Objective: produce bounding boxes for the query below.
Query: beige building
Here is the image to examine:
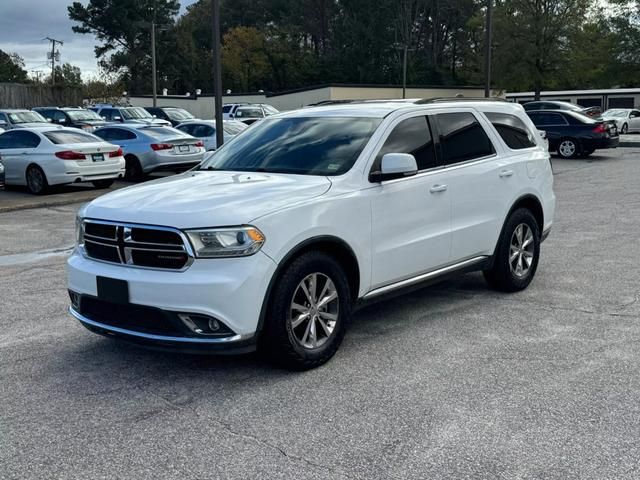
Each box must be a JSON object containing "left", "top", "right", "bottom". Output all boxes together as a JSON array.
[{"left": 128, "top": 84, "right": 504, "bottom": 119}]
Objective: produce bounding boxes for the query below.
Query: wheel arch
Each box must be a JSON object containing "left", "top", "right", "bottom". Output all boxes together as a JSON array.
[
  {"left": 505, "top": 194, "right": 544, "bottom": 234},
  {"left": 255, "top": 235, "right": 361, "bottom": 337}
]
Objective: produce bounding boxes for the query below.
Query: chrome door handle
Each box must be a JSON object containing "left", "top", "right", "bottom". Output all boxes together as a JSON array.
[
  {"left": 429, "top": 184, "right": 448, "bottom": 193},
  {"left": 498, "top": 169, "right": 514, "bottom": 178}
]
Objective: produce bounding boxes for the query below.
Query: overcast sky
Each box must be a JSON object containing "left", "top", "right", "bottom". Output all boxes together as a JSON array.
[{"left": 0, "top": 0, "right": 197, "bottom": 80}]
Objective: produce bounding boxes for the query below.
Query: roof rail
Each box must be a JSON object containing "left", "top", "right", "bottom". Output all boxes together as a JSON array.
[{"left": 415, "top": 97, "right": 509, "bottom": 104}]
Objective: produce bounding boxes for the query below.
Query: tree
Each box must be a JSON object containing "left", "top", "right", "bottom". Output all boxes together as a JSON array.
[
  {"left": 0, "top": 50, "right": 28, "bottom": 83},
  {"left": 222, "top": 27, "right": 270, "bottom": 91},
  {"left": 68, "top": 0, "right": 179, "bottom": 93},
  {"left": 47, "top": 63, "right": 83, "bottom": 87},
  {"left": 492, "top": 0, "right": 591, "bottom": 98}
]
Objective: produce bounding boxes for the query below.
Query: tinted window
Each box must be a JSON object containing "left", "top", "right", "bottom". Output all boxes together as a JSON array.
[
  {"left": 435, "top": 113, "right": 495, "bottom": 165},
  {"left": 138, "top": 126, "right": 189, "bottom": 139},
  {"left": 528, "top": 113, "right": 567, "bottom": 126},
  {"left": 95, "top": 128, "right": 137, "bottom": 141},
  {"left": 176, "top": 124, "right": 195, "bottom": 135},
  {"left": 485, "top": 112, "right": 536, "bottom": 149},
  {"left": 44, "top": 131, "right": 101, "bottom": 144},
  {"left": 373, "top": 116, "right": 436, "bottom": 172},
  {"left": 200, "top": 117, "right": 381, "bottom": 176},
  {"left": 235, "top": 107, "right": 264, "bottom": 118},
  {"left": 222, "top": 106, "right": 232, "bottom": 113},
  {"left": 0, "top": 130, "right": 41, "bottom": 149},
  {"left": 99, "top": 109, "right": 116, "bottom": 121},
  {"left": 192, "top": 125, "right": 215, "bottom": 137}
]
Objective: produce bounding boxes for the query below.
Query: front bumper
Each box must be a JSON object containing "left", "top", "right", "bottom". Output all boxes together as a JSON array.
[{"left": 67, "top": 249, "right": 277, "bottom": 349}]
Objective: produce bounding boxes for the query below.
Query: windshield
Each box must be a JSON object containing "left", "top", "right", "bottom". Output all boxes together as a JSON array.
[
  {"left": 8, "top": 111, "right": 47, "bottom": 124},
  {"left": 66, "top": 110, "right": 103, "bottom": 121},
  {"left": 199, "top": 117, "right": 381, "bottom": 176},
  {"left": 165, "top": 108, "right": 195, "bottom": 121},
  {"left": 603, "top": 109, "right": 628, "bottom": 118},
  {"left": 44, "top": 131, "right": 102, "bottom": 144},
  {"left": 222, "top": 122, "right": 247, "bottom": 135},
  {"left": 139, "top": 126, "right": 191, "bottom": 139},
  {"left": 121, "top": 107, "right": 153, "bottom": 120}
]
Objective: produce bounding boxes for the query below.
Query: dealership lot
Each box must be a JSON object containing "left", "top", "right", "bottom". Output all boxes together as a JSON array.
[{"left": 1, "top": 149, "right": 640, "bottom": 479}]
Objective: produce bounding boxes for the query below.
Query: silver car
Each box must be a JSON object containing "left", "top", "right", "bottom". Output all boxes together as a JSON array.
[
  {"left": 0, "top": 109, "right": 49, "bottom": 130},
  {"left": 601, "top": 108, "right": 640, "bottom": 134},
  {"left": 175, "top": 120, "right": 248, "bottom": 151},
  {"left": 93, "top": 124, "right": 205, "bottom": 181}
]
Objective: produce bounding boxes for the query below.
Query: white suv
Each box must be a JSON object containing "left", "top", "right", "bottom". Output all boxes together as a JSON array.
[{"left": 67, "top": 99, "right": 555, "bottom": 369}]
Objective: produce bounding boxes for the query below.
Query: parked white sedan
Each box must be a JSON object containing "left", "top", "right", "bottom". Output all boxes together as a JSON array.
[
  {"left": 602, "top": 108, "right": 640, "bottom": 134},
  {"left": 0, "top": 126, "right": 125, "bottom": 194},
  {"left": 175, "top": 120, "right": 248, "bottom": 151}
]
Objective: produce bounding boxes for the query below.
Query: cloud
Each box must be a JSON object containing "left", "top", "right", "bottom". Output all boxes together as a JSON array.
[{"left": 0, "top": 0, "right": 199, "bottom": 81}]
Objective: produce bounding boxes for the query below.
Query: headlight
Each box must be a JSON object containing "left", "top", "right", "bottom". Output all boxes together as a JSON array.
[{"left": 185, "top": 226, "right": 265, "bottom": 258}]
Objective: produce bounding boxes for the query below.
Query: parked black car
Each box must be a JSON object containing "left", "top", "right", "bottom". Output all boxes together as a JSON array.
[
  {"left": 526, "top": 110, "right": 619, "bottom": 158},
  {"left": 33, "top": 107, "right": 110, "bottom": 132},
  {"left": 144, "top": 107, "right": 196, "bottom": 126}
]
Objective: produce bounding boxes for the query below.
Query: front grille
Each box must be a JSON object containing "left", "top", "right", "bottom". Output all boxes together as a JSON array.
[
  {"left": 82, "top": 220, "right": 192, "bottom": 270},
  {"left": 80, "top": 296, "right": 185, "bottom": 336}
]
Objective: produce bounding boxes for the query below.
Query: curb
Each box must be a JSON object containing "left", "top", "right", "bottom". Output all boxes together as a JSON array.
[{"left": 0, "top": 196, "right": 88, "bottom": 214}]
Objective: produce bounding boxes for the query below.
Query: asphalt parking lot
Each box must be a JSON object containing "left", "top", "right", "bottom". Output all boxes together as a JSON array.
[{"left": 2, "top": 148, "right": 640, "bottom": 479}]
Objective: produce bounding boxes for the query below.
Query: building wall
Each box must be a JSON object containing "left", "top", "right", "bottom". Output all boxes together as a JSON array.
[{"left": 128, "top": 85, "right": 501, "bottom": 119}]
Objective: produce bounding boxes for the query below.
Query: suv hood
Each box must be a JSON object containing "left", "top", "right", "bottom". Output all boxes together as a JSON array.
[{"left": 84, "top": 171, "right": 332, "bottom": 228}]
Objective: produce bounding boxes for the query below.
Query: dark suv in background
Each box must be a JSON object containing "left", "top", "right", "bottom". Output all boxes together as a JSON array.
[
  {"left": 33, "top": 107, "right": 110, "bottom": 132},
  {"left": 144, "top": 107, "right": 197, "bottom": 126}
]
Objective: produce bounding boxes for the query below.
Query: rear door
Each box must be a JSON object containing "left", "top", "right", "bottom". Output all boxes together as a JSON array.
[
  {"left": 431, "top": 110, "right": 513, "bottom": 261},
  {"left": 0, "top": 130, "right": 42, "bottom": 185},
  {"left": 368, "top": 114, "right": 451, "bottom": 289},
  {"left": 527, "top": 112, "right": 569, "bottom": 150}
]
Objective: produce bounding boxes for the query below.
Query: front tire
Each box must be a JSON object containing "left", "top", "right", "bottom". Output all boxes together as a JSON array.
[
  {"left": 557, "top": 138, "right": 578, "bottom": 159},
  {"left": 262, "top": 251, "right": 352, "bottom": 370},
  {"left": 621, "top": 123, "right": 628, "bottom": 134},
  {"left": 26, "top": 165, "right": 49, "bottom": 195},
  {"left": 124, "top": 155, "right": 143, "bottom": 182},
  {"left": 484, "top": 208, "right": 541, "bottom": 292},
  {"left": 92, "top": 179, "right": 114, "bottom": 189}
]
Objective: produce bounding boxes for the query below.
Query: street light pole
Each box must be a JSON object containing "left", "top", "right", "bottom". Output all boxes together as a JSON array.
[
  {"left": 402, "top": 44, "right": 408, "bottom": 99},
  {"left": 212, "top": 0, "right": 224, "bottom": 148},
  {"left": 484, "top": 0, "right": 493, "bottom": 98},
  {"left": 151, "top": 21, "right": 157, "bottom": 107}
]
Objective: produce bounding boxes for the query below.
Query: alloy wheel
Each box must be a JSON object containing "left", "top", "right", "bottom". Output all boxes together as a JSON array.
[
  {"left": 559, "top": 140, "right": 576, "bottom": 158},
  {"left": 509, "top": 223, "right": 535, "bottom": 278},
  {"left": 27, "top": 167, "right": 44, "bottom": 193},
  {"left": 289, "top": 273, "right": 339, "bottom": 349}
]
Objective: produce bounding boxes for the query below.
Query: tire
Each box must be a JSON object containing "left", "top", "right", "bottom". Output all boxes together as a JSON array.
[
  {"left": 621, "top": 123, "right": 628, "bottom": 134},
  {"left": 484, "top": 208, "right": 541, "bottom": 293},
  {"left": 262, "top": 251, "right": 352, "bottom": 370},
  {"left": 92, "top": 179, "right": 115, "bottom": 189},
  {"left": 124, "top": 155, "right": 143, "bottom": 182},
  {"left": 557, "top": 138, "right": 578, "bottom": 159},
  {"left": 581, "top": 148, "right": 595, "bottom": 158},
  {"left": 25, "top": 165, "right": 49, "bottom": 195}
]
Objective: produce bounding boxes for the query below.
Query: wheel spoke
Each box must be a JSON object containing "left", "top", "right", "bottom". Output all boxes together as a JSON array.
[
  {"left": 319, "top": 311, "right": 337, "bottom": 322},
  {"left": 291, "top": 302, "right": 307, "bottom": 313},
  {"left": 317, "top": 290, "right": 337, "bottom": 309},
  {"left": 308, "top": 274, "right": 318, "bottom": 303},
  {"left": 317, "top": 317, "right": 333, "bottom": 336},
  {"left": 300, "top": 281, "right": 315, "bottom": 306},
  {"left": 510, "top": 246, "right": 520, "bottom": 263},
  {"left": 516, "top": 225, "right": 523, "bottom": 246},
  {"left": 291, "top": 312, "right": 310, "bottom": 329},
  {"left": 308, "top": 317, "right": 317, "bottom": 347},
  {"left": 301, "top": 317, "right": 313, "bottom": 345}
]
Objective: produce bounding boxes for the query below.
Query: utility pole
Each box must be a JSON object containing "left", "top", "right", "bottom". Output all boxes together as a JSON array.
[
  {"left": 45, "top": 37, "right": 63, "bottom": 86},
  {"left": 393, "top": 43, "right": 414, "bottom": 99},
  {"left": 212, "top": 0, "right": 224, "bottom": 148},
  {"left": 151, "top": 20, "right": 157, "bottom": 107},
  {"left": 484, "top": 0, "right": 493, "bottom": 98}
]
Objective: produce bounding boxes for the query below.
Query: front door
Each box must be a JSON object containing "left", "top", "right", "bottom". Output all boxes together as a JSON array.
[{"left": 368, "top": 114, "right": 451, "bottom": 289}]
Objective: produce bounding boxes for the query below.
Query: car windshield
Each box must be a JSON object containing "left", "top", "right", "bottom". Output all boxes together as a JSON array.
[
  {"left": 139, "top": 126, "right": 191, "bottom": 139},
  {"left": 199, "top": 117, "right": 381, "bottom": 176},
  {"left": 121, "top": 107, "right": 153, "bottom": 119},
  {"left": 8, "top": 111, "right": 47, "bottom": 124},
  {"left": 603, "top": 110, "right": 628, "bottom": 118},
  {"left": 164, "top": 108, "right": 195, "bottom": 121},
  {"left": 222, "top": 122, "right": 247, "bottom": 135},
  {"left": 66, "top": 110, "right": 103, "bottom": 121},
  {"left": 44, "top": 131, "right": 101, "bottom": 144}
]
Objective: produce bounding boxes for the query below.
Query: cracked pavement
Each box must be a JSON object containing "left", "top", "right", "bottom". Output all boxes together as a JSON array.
[{"left": 1, "top": 149, "right": 640, "bottom": 479}]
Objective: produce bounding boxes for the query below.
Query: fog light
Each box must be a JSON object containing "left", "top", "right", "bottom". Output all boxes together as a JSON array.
[
  {"left": 208, "top": 318, "right": 220, "bottom": 332},
  {"left": 68, "top": 290, "right": 81, "bottom": 310},
  {"left": 177, "top": 313, "right": 233, "bottom": 336}
]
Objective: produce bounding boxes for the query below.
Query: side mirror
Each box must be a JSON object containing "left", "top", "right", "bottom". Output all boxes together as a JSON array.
[
  {"left": 113, "top": 116, "right": 122, "bottom": 122},
  {"left": 370, "top": 153, "right": 418, "bottom": 182},
  {"left": 46, "top": 118, "right": 53, "bottom": 122},
  {"left": 58, "top": 118, "right": 66, "bottom": 123}
]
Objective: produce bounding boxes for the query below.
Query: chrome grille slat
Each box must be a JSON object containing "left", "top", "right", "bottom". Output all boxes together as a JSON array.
[{"left": 81, "top": 219, "right": 194, "bottom": 271}]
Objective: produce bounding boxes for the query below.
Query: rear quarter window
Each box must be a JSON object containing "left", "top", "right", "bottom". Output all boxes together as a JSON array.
[
  {"left": 485, "top": 112, "right": 536, "bottom": 149},
  {"left": 435, "top": 112, "right": 495, "bottom": 165}
]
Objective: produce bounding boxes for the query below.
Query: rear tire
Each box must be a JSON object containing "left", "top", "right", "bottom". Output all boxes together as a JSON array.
[
  {"left": 261, "top": 251, "right": 352, "bottom": 370},
  {"left": 92, "top": 179, "right": 115, "bottom": 189},
  {"left": 25, "top": 165, "right": 49, "bottom": 195},
  {"left": 124, "top": 155, "right": 143, "bottom": 182},
  {"left": 484, "top": 208, "right": 540, "bottom": 292},
  {"left": 557, "top": 138, "right": 578, "bottom": 159}
]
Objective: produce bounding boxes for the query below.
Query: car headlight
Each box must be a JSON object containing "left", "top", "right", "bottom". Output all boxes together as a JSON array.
[{"left": 185, "top": 226, "right": 265, "bottom": 258}]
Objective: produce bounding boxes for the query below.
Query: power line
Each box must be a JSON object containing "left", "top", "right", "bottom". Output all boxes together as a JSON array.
[{"left": 44, "top": 36, "right": 64, "bottom": 85}]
